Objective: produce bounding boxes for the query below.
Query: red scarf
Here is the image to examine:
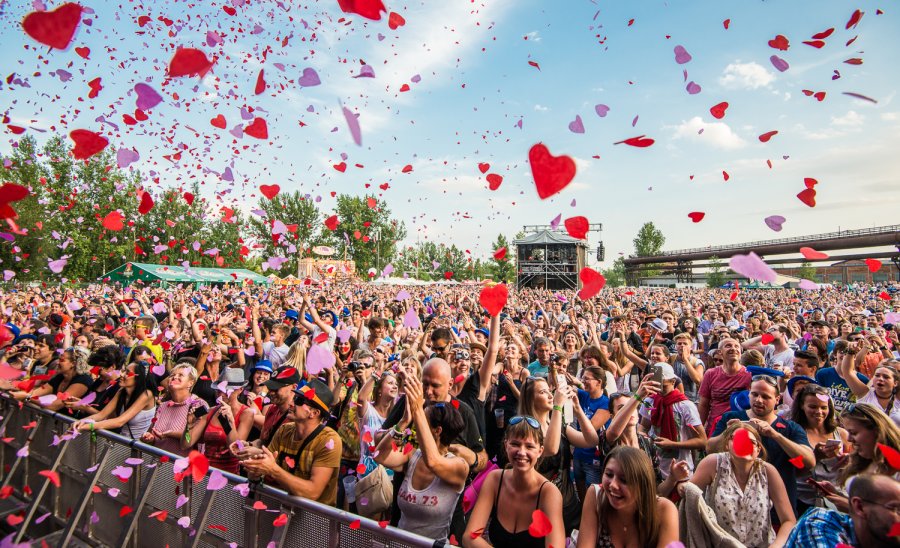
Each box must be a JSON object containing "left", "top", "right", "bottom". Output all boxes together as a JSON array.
[{"left": 650, "top": 389, "right": 688, "bottom": 441}]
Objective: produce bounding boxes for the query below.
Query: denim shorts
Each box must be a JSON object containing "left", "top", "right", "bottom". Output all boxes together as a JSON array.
[{"left": 573, "top": 457, "right": 601, "bottom": 486}]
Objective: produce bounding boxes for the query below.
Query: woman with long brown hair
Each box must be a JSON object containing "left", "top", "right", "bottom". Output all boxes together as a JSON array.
[{"left": 577, "top": 446, "right": 679, "bottom": 548}]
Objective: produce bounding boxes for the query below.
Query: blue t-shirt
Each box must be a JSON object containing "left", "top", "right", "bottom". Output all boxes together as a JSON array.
[
  {"left": 815, "top": 367, "right": 869, "bottom": 413},
  {"left": 526, "top": 359, "right": 549, "bottom": 378},
  {"left": 712, "top": 410, "right": 810, "bottom": 514},
  {"left": 573, "top": 390, "right": 608, "bottom": 462}
]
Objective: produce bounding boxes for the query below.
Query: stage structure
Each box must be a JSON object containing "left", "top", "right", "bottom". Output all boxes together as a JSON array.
[{"left": 514, "top": 224, "right": 602, "bottom": 290}]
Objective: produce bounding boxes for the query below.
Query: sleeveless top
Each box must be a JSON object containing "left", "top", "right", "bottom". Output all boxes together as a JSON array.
[
  {"left": 396, "top": 450, "right": 464, "bottom": 542},
  {"left": 796, "top": 429, "right": 842, "bottom": 505},
  {"left": 123, "top": 406, "right": 156, "bottom": 440},
  {"left": 487, "top": 470, "right": 549, "bottom": 548},
  {"left": 202, "top": 404, "right": 248, "bottom": 474},
  {"left": 706, "top": 453, "right": 775, "bottom": 548}
]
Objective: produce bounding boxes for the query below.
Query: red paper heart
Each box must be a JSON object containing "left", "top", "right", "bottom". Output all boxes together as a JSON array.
[
  {"left": 486, "top": 173, "right": 503, "bottom": 191},
  {"left": 768, "top": 34, "right": 790, "bottom": 51},
  {"left": 69, "top": 129, "right": 108, "bottom": 160},
  {"left": 119, "top": 505, "right": 133, "bottom": 517},
  {"left": 444, "top": 271, "right": 454, "bottom": 280},
  {"left": 349, "top": 519, "right": 361, "bottom": 530},
  {"left": 803, "top": 177, "right": 818, "bottom": 189},
  {"left": 732, "top": 428, "right": 754, "bottom": 457},
  {"left": 616, "top": 135, "right": 655, "bottom": 147},
  {"left": 255, "top": 69, "right": 266, "bottom": 95},
  {"left": 564, "top": 216, "right": 589, "bottom": 239},
  {"left": 102, "top": 211, "right": 125, "bottom": 231},
  {"left": 478, "top": 162, "right": 490, "bottom": 174},
  {"left": 138, "top": 192, "right": 154, "bottom": 215},
  {"left": 812, "top": 28, "right": 835, "bottom": 40},
  {"left": 730, "top": 291, "right": 738, "bottom": 301},
  {"left": 260, "top": 184, "right": 280, "bottom": 200},
  {"left": 709, "top": 102, "right": 728, "bottom": 119},
  {"left": 388, "top": 12, "right": 406, "bottom": 30},
  {"left": 761, "top": 333, "right": 775, "bottom": 345},
  {"left": 788, "top": 455, "right": 805, "bottom": 469},
  {"left": 687, "top": 212, "right": 705, "bottom": 223},
  {"left": 813, "top": 91, "right": 826, "bottom": 101},
  {"left": 493, "top": 247, "right": 507, "bottom": 260},
  {"left": 22, "top": 3, "right": 83, "bottom": 50},
  {"left": 183, "top": 192, "right": 194, "bottom": 205},
  {"left": 803, "top": 40, "right": 825, "bottom": 49},
  {"left": 879, "top": 443, "right": 900, "bottom": 470},
  {"left": 479, "top": 283, "right": 508, "bottom": 317},
  {"left": 865, "top": 258, "right": 882, "bottom": 273},
  {"left": 529, "top": 143, "right": 576, "bottom": 199},
  {"left": 401, "top": 164, "right": 413, "bottom": 173},
  {"left": 273, "top": 513, "right": 288, "bottom": 527},
  {"left": 333, "top": 162, "right": 347, "bottom": 172},
  {"left": 797, "top": 188, "right": 817, "bottom": 207},
  {"left": 7, "top": 514, "right": 24, "bottom": 526},
  {"left": 577, "top": 268, "right": 606, "bottom": 300},
  {"left": 168, "top": 48, "right": 215, "bottom": 78},
  {"left": 758, "top": 130, "right": 778, "bottom": 142},
  {"left": 75, "top": 46, "right": 89, "bottom": 58},
  {"left": 723, "top": 171, "right": 730, "bottom": 181},
  {"left": 879, "top": 291, "right": 891, "bottom": 301},
  {"left": 337, "top": 0, "right": 386, "bottom": 20},
  {"left": 324, "top": 215, "right": 339, "bottom": 231},
  {"left": 528, "top": 509, "right": 552, "bottom": 538},
  {"left": 188, "top": 450, "right": 209, "bottom": 483},
  {"left": 38, "top": 469, "right": 61, "bottom": 487},
  {"left": 210, "top": 114, "right": 226, "bottom": 129},
  {"left": 314, "top": 332, "right": 328, "bottom": 344},
  {"left": 244, "top": 118, "right": 268, "bottom": 139},
  {"left": 799, "top": 247, "right": 828, "bottom": 260}
]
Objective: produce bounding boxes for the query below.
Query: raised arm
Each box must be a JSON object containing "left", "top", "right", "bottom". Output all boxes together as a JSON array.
[{"left": 476, "top": 314, "right": 501, "bottom": 401}]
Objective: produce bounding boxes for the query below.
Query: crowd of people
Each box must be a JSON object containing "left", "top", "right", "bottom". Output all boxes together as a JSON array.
[{"left": 1, "top": 280, "right": 899, "bottom": 547}]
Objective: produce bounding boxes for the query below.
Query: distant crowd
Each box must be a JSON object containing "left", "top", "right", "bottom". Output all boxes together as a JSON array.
[{"left": 1, "top": 280, "right": 898, "bottom": 547}]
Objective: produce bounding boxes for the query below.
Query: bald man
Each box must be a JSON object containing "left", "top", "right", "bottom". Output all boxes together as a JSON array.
[{"left": 380, "top": 357, "right": 486, "bottom": 537}]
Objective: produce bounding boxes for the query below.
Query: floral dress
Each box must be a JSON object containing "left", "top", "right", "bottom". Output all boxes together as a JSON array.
[{"left": 705, "top": 452, "right": 775, "bottom": 548}]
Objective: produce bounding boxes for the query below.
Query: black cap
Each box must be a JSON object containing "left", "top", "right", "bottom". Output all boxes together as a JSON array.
[{"left": 263, "top": 366, "right": 301, "bottom": 390}]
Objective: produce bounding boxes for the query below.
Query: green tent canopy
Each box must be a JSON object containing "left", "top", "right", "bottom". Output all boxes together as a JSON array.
[{"left": 100, "top": 262, "right": 271, "bottom": 286}]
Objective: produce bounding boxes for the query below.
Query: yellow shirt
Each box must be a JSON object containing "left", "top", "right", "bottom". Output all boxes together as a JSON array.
[{"left": 267, "top": 422, "right": 342, "bottom": 506}]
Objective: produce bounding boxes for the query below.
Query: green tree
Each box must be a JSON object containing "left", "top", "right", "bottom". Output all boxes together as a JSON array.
[
  {"left": 706, "top": 255, "right": 726, "bottom": 288},
  {"left": 632, "top": 222, "right": 666, "bottom": 278},
  {"left": 247, "top": 190, "right": 322, "bottom": 275},
  {"left": 797, "top": 261, "right": 817, "bottom": 281},
  {"left": 602, "top": 257, "right": 627, "bottom": 287},
  {"left": 490, "top": 233, "right": 515, "bottom": 282},
  {"left": 318, "top": 194, "right": 406, "bottom": 275}
]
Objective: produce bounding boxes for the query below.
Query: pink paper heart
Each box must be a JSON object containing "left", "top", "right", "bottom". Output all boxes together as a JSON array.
[
  {"left": 207, "top": 470, "right": 227, "bottom": 491},
  {"left": 673, "top": 45, "right": 692, "bottom": 64},
  {"left": 177, "top": 516, "right": 191, "bottom": 528},
  {"left": 305, "top": 344, "right": 336, "bottom": 376},
  {"left": 764, "top": 215, "right": 786, "bottom": 232},
  {"left": 815, "top": 393, "right": 830, "bottom": 402},
  {"left": 686, "top": 81, "right": 702, "bottom": 94},
  {"left": 770, "top": 55, "right": 790, "bottom": 72},
  {"left": 151, "top": 364, "right": 166, "bottom": 376},
  {"left": 298, "top": 67, "right": 321, "bottom": 87},
  {"left": 134, "top": 83, "right": 163, "bottom": 111},
  {"left": 729, "top": 252, "right": 777, "bottom": 283},
  {"left": 176, "top": 494, "right": 190, "bottom": 508},
  {"left": 111, "top": 466, "right": 133, "bottom": 481},
  {"left": 567, "top": 115, "right": 585, "bottom": 134},
  {"left": 594, "top": 104, "right": 610, "bottom": 117}
]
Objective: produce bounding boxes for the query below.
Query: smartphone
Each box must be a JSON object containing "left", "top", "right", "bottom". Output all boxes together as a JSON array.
[
  {"left": 824, "top": 439, "right": 842, "bottom": 448},
  {"left": 555, "top": 374, "right": 573, "bottom": 424},
  {"left": 653, "top": 364, "right": 664, "bottom": 386}
]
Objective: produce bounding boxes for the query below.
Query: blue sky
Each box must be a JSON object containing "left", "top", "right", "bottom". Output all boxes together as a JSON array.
[{"left": 2, "top": 0, "right": 898, "bottom": 271}]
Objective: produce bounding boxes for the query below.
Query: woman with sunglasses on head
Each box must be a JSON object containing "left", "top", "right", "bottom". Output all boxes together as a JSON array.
[
  {"left": 517, "top": 376, "right": 599, "bottom": 535},
  {"left": 464, "top": 414, "right": 566, "bottom": 548},
  {"left": 577, "top": 446, "right": 679, "bottom": 548},
  {"left": 374, "top": 375, "right": 468, "bottom": 543},
  {"left": 72, "top": 360, "right": 157, "bottom": 440},
  {"left": 789, "top": 384, "right": 850, "bottom": 516},
  {"left": 690, "top": 422, "right": 796, "bottom": 547}
]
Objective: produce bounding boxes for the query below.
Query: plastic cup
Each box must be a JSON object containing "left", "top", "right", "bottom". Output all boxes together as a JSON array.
[{"left": 343, "top": 475, "right": 358, "bottom": 503}]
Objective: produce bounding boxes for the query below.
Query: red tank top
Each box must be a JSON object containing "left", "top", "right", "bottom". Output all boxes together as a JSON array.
[{"left": 202, "top": 405, "right": 248, "bottom": 475}]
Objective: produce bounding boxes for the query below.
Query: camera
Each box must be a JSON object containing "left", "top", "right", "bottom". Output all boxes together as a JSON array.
[{"left": 347, "top": 361, "right": 366, "bottom": 372}]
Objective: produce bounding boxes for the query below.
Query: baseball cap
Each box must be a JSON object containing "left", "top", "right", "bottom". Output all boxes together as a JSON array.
[
  {"left": 474, "top": 328, "right": 490, "bottom": 338},
  {"left": 787, "top": 376, "right": 818, "bottom": 398},
  {"left": 294, "top": 378, "right": 335, "bottom": 414},
  {"left": 285, "top": 310, "right": 299, "bottom": 321},
  {"left": 252, "top": 360, "right": 274, "bottom": 374},
  {"left": 264, "top": 366, "right": 301, "bottom": 390},
  {"left": 653, "top": 362, "right": 678, "bottom": 381},
  {"left": 649, "top": 318, "right": 668, "bottom": 332}
]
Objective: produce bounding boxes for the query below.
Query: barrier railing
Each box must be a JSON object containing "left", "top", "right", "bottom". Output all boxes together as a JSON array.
[{"left": 0, "top": 395, "right": 439, "bottom": 548}]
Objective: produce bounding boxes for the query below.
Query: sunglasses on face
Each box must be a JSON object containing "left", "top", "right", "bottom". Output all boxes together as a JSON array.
[{"left": 509, "top": 415, "right": 540, "bottom": 429}]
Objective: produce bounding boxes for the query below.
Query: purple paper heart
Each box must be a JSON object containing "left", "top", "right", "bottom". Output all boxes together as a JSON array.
[
  {"left": 411, "top": 74, "right": 422, "bottom": 83},
  {"left": 176, "top": 494, "right": 190, "bottom": 508},
  {"left": 111, "top": 466, "right": 133, "bottom": 481},
  {"left": 550, "top": 213, "right": 561, "bottom": 230},
  {"left": 207, "top": 470, "right": 227, "bottom": 491},
  {"left": 764, "top": 215, "right": 786, "bottom": 232},
  {"left": 729, "top": 252, "right": 777, "bottom": 283},
  {"left": 117, "top": 148, "right": 140, "bottom": 168},
  {"left": 568, "top": 115, "right": 585, "bottom": 134},
  {"left": 298, "top": 67, "right": 321, "bottom": 87},
  {"left": 353, "top": 65, "right": 376, "bottom": 78},
  {"left": 229, "top": 125, "right": 244, "bottom": 138},
  {"left": 151, "top": 364, "right": 166, "bottom": 376},
  {"left": 177, "top": 516, "right": 191, "bottom": 528},
  {"left": 673, "top": 45, "right": 692, "bottom": 64},
  {"left": 342, "top": 106, "right": 362, "bottom": 146},
  {"left": 305, "top": 344, "right": 336, "bottom": 376},
  {"left": 686, "top": 81, "right": 702, "bottom": 94},
  {"left": 594, "top": 104, "right": 609, "bottom": 117},
  {"left": 134, "top": 83, "right": 163, "bottom": 111},
  {"left": 403, "top": 307, "right": 421, "bottom": 329},
  {"left": 770, "top": 55, "right": 790, "bottom": 72},
  {"left": 395, "top": 290, "right": 411, "bottom": 301}
]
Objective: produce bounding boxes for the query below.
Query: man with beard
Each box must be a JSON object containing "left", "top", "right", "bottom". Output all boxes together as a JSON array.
[{"left": 708, "top": 375, "right": 815, "bottom": 516}]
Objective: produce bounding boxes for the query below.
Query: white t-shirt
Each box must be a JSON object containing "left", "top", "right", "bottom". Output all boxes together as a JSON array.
[
  {"left": 858, "top": 390, "right": 900, "bottom": 427},
  {"left": 639, "top": 398, "right": 703, "bottom": 476},
  {"left": 763, "top": 345, "right": 795, "bottom": 371},
  {"left": 262, "top": 341, "right": 289, "bottom": 367}
]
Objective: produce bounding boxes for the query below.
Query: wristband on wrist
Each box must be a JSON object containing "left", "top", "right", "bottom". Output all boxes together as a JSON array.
[{"left": 552, "top": 405, "right": 564, "bottom": 413}]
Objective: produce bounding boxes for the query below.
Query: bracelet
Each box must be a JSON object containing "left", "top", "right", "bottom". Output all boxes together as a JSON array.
[
  {"left": 633, "top": 393, "right": 644, "bottom": 402},
  {"left": 552, "top": 405, "right": 564, "bottom": 413}
]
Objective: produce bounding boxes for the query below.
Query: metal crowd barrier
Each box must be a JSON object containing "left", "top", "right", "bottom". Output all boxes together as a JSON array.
[{"left": 0, "top": 395, "right": 439, "bottom": 548}]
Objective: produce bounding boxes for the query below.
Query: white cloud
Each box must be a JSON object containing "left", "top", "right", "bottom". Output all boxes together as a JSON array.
[
  {"left": 671, "top": 116, "right": 747, "bottom": 150},
  {"left": 882, "top": 112, "right": 900, "bottom": 121},
  {"left": 533, "top": 104, "right": 549, "bottom": 111},
  {"left": 832, "top": 110, "right": 864, "bottom": 127},
  {"left": 719, "top": 61, "right": 775, "bottom": 89}
]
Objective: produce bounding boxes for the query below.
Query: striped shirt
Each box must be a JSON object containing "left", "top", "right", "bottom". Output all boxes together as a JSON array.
[{"left": 150, "top": 395, "right": 208, "bottom": 457}]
